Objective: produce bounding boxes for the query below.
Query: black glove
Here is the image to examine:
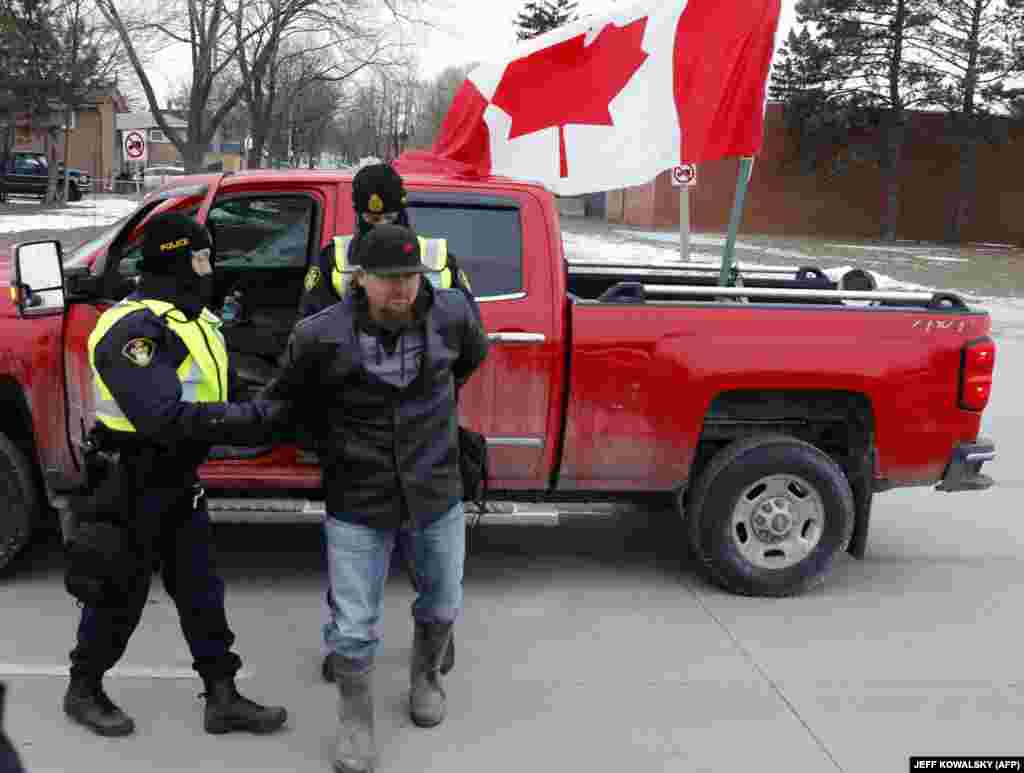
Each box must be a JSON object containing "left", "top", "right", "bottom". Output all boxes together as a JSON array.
[{"left": 190, "top": 399, "right": 292, "bottom": 446}]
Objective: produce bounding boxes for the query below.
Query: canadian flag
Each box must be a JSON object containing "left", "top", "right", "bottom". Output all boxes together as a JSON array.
[{"left": 399, "top": 0, "right": 782, "bottom": 196}]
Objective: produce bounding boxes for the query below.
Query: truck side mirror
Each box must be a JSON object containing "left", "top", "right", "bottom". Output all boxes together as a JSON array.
[{"left": 12, "top": 240, "right": 66, "bottom": 317}]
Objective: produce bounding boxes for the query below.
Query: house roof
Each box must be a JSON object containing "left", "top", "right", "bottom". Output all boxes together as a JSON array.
[{"left": 116, "top": 111, "right": 188, "bottom": 130}]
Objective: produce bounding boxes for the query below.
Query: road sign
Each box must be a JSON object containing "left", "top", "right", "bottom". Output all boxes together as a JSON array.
[
  {"left": 123, "top": 130, "right": 147, "bottom": 162},
  {"left": 671, "top": 163, "right": 697, "bottom": 187}
]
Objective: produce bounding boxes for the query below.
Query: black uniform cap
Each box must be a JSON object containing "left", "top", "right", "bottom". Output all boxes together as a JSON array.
[
  {"left": 352, "top": 163, "right": 407, "bottom": 215},
  {"left": 139, "top": 212, "right": 212, "bottom": 275}
]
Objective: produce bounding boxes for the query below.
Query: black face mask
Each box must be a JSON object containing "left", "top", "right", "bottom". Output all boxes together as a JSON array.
[
  {"left": 355, "top": 208, "right": 410, "bottom": 237},
  {"left": 172, "top": 264, "right": 214, "bottom": 320}
]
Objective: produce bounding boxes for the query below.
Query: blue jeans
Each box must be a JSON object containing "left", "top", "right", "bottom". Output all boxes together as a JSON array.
[{"left": 323, "top": 502, "right": 465, "bottom": 665}]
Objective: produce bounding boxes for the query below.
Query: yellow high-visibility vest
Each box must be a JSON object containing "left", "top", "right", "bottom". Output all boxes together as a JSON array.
[
  {"left": 330, "top": 234, "right": 452, "bottom": 296},
  {"left": 88, "top": 299, "right": 228, "bottom": 433}
]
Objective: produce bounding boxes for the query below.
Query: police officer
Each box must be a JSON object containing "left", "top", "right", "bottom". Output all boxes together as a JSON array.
[
  {"left": 64, "top": 212, "right": 291, "bottom": 738},
  {"left": 297, "top": 162, "right": 470, "bottom": 320},
  {"left": 1, "top": 684, "right": 26, "bottom": 773}
]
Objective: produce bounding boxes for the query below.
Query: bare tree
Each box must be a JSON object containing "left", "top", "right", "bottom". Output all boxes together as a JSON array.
[{"left": 236, "top": 0, "right": 409, "bottom": 169}]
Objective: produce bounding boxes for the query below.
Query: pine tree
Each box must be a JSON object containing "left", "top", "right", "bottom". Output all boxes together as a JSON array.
[
  {"left": 770, "top": 0, "right": 942, "bottom": 241},
  {"left": 514, "top": 0, "right": 578, "bottom": 42},
  {"left": 915, "top": 0, "right": 1024, "bottom": 241}
]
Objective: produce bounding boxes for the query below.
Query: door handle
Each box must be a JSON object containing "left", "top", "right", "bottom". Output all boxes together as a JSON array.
[{"left": 487, "top": 332, "right": 546, "bottom": 344}]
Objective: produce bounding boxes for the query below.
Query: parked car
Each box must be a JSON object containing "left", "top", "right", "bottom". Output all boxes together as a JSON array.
[
  {"left": 137, "top": 165, "right": 186, "bottom": 190},
  {"left": 0, "top": 168, "right": 998, "bottom": 598},
  {"left": 0, "top": 152, "right": 87, "bottom": 201},
  {"left": 57, "top": 162, "right": 92, "bottom": 193}
]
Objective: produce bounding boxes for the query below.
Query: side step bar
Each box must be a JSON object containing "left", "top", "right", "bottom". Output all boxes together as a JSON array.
[{"left": 205, "top": 498, "right": 625, "bottom": 527}]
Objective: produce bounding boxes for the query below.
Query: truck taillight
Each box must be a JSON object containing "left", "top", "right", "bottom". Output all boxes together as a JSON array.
[{"left": 959, "top": 337, "right": 995, "bottom": 411}]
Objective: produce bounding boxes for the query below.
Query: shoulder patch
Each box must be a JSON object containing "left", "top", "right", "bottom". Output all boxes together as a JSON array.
[
  {"left": 122, "top": 337, "right": 156, "bottom": 367},
  {"left": 304, "top": 266, "right": 322, "bottom": 291}
]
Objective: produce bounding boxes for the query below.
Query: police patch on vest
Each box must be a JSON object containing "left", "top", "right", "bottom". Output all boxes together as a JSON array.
[
  {"left": 304, "top": 266, "right": 322, "bottom": 291},
  {"left": 122, "top": 337, "right": 155, "bottom": 367}
]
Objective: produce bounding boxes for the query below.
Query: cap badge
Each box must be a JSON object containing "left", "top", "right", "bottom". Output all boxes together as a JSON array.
[{"left": 368, "top": 194, "right": 384, "bottom": 213}]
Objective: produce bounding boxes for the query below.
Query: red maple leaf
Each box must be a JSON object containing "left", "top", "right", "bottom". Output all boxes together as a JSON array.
[{"left": 491, "top": 18, "right": 650, "bottom": 178}]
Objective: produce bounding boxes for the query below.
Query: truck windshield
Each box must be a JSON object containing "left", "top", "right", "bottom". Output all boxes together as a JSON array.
[
  {"left": 406, "top": 202, "right": 522, "bottom": 298},
  {"left": 63, "top": 192, "right": 206, "bottom": 271}
]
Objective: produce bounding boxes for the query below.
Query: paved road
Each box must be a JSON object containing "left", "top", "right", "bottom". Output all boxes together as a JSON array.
[
  {"left": 1, "top": 338, "right": 1021, "bottom": 773},
  {"left": 3, "top": 200, "right": 1022, "bottom": 771}
]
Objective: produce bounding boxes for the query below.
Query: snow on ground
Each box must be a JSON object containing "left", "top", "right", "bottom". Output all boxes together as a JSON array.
[
  {"left": 0, "top": 196, "right": 139, "bottom": 233},
  {"left": 562, "top": 232, "right": 723, "bottom": 265}
]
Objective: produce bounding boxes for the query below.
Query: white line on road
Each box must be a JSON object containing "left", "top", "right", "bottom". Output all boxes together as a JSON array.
[{"left": 0, "top": 664, "right": 250, "bottom": 679}]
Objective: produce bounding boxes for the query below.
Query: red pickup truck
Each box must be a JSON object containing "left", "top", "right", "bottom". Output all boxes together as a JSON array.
[{"left": 0, "top": 169, "right": 997, "bottom": 596}]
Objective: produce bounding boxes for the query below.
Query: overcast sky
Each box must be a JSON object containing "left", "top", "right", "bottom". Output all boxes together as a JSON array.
[{"left": 144, "top": 0, "right": 797, "bottom": 106}]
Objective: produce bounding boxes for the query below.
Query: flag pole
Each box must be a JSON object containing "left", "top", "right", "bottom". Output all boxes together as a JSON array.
[
  {"left": 679, "top": 184, "right": 690, "bottom": 261},
  {"left": 719, "top": 156, "right": 755, "bottom": 287}
]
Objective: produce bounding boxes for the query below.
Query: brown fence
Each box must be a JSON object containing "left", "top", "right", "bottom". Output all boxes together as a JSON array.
[{"left": 607, "top": 104, "right": 1024, "bottom": 246}]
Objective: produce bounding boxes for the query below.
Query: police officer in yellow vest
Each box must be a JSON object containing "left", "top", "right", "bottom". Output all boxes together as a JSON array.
[
  {"left": 65, "top": 212, "right": 291, "bottom": 739},
  {"left": 297, "top": 163, "right": 471, "bottom": 320}
]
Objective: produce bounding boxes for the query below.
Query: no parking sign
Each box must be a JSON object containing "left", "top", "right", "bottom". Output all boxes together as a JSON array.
[
  {"left": 123, "top": 130, "right": 147, "bottom": 163},
  {"left": 671, "top": 163, "right": 697, "bottom": 187}
]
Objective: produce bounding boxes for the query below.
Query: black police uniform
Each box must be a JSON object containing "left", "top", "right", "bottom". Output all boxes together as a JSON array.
[
  {"left": 298, "top": 163, "right": 415, "bottom": 319},
  {"left": 64, "top": 212, "right": 289, "bottom": 738}
]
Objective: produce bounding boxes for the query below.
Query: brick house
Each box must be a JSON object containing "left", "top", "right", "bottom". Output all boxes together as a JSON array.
[{"left": 1, "top": 89, "right": 130, "bottom": 187}]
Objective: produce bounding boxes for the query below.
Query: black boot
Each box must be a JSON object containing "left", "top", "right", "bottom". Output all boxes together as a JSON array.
[
  {"left": 409, "top": 622, "right": 453, "bottom": 728},
  {"left": 323, "top": 635, "right": 453, "bottom": 682},
  {"left": 202, "top": 678, "right": 287, "bottom": 735},
  {"left": 333, "top": 658, "right": 376, "bottom": 773},
  {"left": 63, "top": 674, "right": 135, "bottom": 737}
]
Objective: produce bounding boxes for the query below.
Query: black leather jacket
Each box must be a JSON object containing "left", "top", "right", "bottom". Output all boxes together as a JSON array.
[{"left": 266, "top": 280, "right": 489, "bottom": 529}]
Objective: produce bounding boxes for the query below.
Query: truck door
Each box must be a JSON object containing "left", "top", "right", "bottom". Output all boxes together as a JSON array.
[{"left": 407, "top": 190, "right": 561, "bottom": 490}]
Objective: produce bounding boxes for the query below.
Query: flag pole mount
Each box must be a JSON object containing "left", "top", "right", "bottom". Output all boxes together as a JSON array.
[{"left": 719, "top": 156, "right": 755, "bottom": 287}]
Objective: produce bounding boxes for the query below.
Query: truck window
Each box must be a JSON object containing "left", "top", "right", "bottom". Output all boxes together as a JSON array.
[
  {"left": 406, "top": 203, "right": 523, "bottom": 299},
  {"left": 207, "top": 195, "right": 315, "bottom": 269},
  {"left": 114, "top": 194, "right": 315, "bottom": 276}
]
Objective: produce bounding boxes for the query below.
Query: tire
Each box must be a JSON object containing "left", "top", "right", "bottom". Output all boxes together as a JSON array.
[
  {"left": 686, "top": 434, "right": 854, "bottom": 597},
  {"left": 0, "top": 432, "right": 39, "bottom": 573},
  {"left": 68, "top": 182, "right": 82, "bottom": 202}
]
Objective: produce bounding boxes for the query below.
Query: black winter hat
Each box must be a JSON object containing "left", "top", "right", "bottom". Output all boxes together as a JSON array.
[
  {"left": 354, "top": 224, "right": 426, "bottom": 275},
  {"left": 352, "top": 163, "right": 407, "bottom": 215},
  {"left": 140, "top": 212, "right": 212, "bottom": 275}
]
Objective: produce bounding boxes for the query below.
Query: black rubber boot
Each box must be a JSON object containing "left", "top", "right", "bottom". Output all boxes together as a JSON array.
[
  {"left": 63, "top": 675, "right": 135, "bottom": 737},
  {"left": 202, "top": 678, "right": 287, "bottom": 735},
  {"left": 409, "top": 622, "right": 453, "bottom": 728},
  {"left": 333, "top": 658, "right": 376, "bottom": 773}
]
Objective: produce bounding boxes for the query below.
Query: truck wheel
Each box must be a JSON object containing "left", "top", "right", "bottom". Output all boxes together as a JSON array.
[
  {"left": 686, "top": 435, "right": 854, "bottom": 597},
  {"left": 68, "top": 182, "right": 82, "bottom": 202},
  {"left": 0, "top": 432, "right": 39, "bottom": 573}
]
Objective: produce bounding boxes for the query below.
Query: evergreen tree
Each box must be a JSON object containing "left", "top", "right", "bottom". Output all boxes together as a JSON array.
[
  {"left": 771, "top": 0, "right": 941, "bottom": 241},
  {"left": 915, "top": 0, "right": 1024, "bottom": 241},
  {"left": 514, "top": 0, "right": 578, "bottom": 42}
]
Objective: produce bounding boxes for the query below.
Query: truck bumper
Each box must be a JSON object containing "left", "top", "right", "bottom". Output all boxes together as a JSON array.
[{"left": 935, "top": 438, "right": 995, "bottom": 492}]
